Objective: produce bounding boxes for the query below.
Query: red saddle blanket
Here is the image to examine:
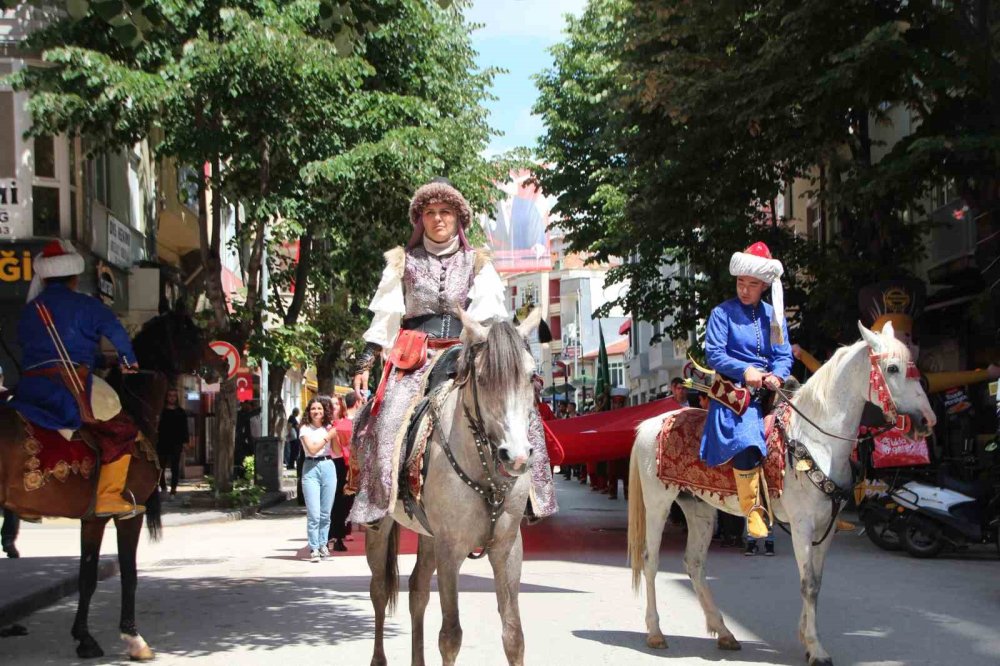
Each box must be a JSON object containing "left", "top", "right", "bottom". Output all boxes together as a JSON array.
[
  {"left": 19, "top": 417, "right": 97, "bottom": 492},
  {"left": 655, "top": 407, "right": 788, "bottom": 499}
]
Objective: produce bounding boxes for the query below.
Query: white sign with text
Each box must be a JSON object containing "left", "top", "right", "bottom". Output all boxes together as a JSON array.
[{"left": 107, "top": 214, "right": 132, "bottom": 268}]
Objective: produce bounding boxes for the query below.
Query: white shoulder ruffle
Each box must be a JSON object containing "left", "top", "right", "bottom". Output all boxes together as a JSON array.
[
  {"left": 466, "top": 262, "right": 508, "bottom": 322},
  {"left": 362, "top": 249, "right": 406, "bottom": 347}
]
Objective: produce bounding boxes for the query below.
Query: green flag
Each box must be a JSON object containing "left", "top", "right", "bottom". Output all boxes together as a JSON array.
[{"left": 595, "top": 322, "right": 611, "bottom": 411}]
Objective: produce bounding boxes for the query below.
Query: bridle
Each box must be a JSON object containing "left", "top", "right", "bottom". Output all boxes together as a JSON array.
[
  {"left": 428, "top": 342, "right": 520, "bottom": 559},
  {"left": 772, "top": 346, "right": 921, "bottom": 545}
]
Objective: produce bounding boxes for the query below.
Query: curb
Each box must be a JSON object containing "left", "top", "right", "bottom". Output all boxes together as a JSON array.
[
  {"left": 0, "top": 488, "right": 296, "bottom": 626},
  {"left": 0, "top": 558, "right": 119, "bottom": 627}
]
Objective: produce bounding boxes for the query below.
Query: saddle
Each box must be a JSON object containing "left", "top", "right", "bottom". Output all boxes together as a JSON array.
[
  {"left": 398, "top": 345, "right": 463, "bottom": 532},
  {"left": 655, "top": 404, "right": 790, "bottom": 499}
]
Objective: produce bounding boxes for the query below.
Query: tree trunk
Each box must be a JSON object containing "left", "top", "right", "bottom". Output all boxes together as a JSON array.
[
  {"left": 316, "top": 338, "right": 344, "bottom": 395},
  {"left": 214, "top": 377, "right": 238, "bottom": 498},
  {"left": 267, "top": 364, "right": 289, "bottom": 442}
]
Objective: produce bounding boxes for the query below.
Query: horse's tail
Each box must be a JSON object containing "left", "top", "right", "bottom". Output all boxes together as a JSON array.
[
  {"left": 145, "top": 486, "right": 162, "bottom": 542},
  {"left": 386, "top": 521, "right": 400, "bottom": 615},
  {"left": 627, "top": 442, "right": 646, "bottom": 595}
]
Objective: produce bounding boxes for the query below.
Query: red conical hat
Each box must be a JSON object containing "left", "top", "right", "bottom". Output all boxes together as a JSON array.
[
  {"left": 27, "top": 240, "right": 85, "bottom": 302},
  {"left": 729, "top": 241, "right": 786, "bottom": 344}
]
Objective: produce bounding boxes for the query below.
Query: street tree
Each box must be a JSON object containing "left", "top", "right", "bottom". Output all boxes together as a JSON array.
[{"left": 8, "top": 0, "right": 497, "bottom": 492}]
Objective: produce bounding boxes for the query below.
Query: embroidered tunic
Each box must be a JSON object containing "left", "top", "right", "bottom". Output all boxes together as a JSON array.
[
  {"left": 11, "top": 283, "right": 136, "bottom": 432},
  {"left": 699, "top": 298, "right": 793, "bottom": 467}
]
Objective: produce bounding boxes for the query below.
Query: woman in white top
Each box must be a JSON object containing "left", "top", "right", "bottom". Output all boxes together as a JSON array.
[{"left": 299, "top": 398, "right": 337, "bottom": 562}]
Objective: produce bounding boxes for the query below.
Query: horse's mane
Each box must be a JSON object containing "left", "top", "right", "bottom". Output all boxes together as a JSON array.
[
  {"left": 459, "top": 320, "right": 528, "bottom": 402},
  {"left": 796, "top": 341, "right": 866, "bottom": 409}
]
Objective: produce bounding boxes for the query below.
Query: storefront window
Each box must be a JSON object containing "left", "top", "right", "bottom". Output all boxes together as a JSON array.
[{"left": 0, "top": 91, "right": 15, "bottom": 178}]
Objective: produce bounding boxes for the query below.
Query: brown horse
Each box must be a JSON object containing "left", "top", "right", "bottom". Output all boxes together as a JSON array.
[{"left": 0, "top": 310, "right": 221, "bottom": 660}]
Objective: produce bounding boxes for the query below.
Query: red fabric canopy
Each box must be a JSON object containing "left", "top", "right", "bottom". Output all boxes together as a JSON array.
[
  {"left": 618, "top": 319, "right": 633, "bottom": 334},
  {"left": 545, "top": 398, "right": 682, "bottom": 465}
]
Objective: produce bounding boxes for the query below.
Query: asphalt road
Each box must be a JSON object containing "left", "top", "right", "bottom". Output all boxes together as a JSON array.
[{"left": 1, "top": 477, "right": 998, "bottom": 665}]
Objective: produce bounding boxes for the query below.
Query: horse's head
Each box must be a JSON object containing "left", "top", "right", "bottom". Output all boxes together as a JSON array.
[
  {"left": 858, "top": 321, "right": 936, "bottom": 438},
  {"left": 457, "top": 308, "right": 541, "bottom": 477},
  {"left": 133, "top": 311, "right": 225, "bottom": 381}
]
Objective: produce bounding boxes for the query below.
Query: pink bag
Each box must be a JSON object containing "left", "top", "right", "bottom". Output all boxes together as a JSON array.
[{"left": 872, "top": 428, "right": 930, "bottom": 468}]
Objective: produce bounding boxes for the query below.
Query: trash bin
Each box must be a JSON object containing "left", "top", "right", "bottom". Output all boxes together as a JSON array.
[{"left": 254, "top": 436, "right": 282, "bottom": 492}]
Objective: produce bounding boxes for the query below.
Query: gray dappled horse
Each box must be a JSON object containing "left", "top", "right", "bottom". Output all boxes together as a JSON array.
[
  {"left": 365, "top": 309, "right": 541, "bottom": 666},
  {"left": 627, "top": 322, "right": 935, "bottom": 666}
]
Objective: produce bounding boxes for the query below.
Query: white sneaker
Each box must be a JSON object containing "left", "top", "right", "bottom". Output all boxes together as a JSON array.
[
  {"left": 309, "top": 550, "right": 320, "bottom": 563},
  {"left": 319, "top": 546, "right": 330, "bottom": 560}
]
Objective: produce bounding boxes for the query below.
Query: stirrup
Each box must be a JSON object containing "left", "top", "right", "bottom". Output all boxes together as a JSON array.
[{"left": 95, "top": 490, "right": 145, "bottom": 520}]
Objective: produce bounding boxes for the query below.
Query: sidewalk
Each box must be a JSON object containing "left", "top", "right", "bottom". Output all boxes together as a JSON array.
[{"left": 0, "top": 474, "right": 298, "bottom": 627}]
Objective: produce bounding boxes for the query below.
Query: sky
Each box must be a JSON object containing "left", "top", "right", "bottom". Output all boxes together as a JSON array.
[{"left": 466, "top": 0, "right": 589, "bottom": 155}]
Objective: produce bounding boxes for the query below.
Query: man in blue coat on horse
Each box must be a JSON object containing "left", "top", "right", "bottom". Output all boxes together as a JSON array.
[
  {"left": 700, "top": 241, "right": 793, "bottom": 538},
  {"left": 10, "top": 240, "right": 143, "bottom": 519}
]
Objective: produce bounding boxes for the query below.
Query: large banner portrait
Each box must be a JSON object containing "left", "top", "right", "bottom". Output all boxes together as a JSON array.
[{"left": 481, "top": 169, "right": 555, "bottom": 273}]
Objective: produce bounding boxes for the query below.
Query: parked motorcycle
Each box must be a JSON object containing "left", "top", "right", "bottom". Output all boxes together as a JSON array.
[{"left": 860, "top": 442, "right": 999, "bottom": 558}]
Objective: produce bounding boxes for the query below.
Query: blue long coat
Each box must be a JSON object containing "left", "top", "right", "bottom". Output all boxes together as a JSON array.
[
  {"left": 10, "top": 283, "right": 137, "bottom": 432},
  {"left": 699, "top": 298, "right": 793, "bottom": 467}
]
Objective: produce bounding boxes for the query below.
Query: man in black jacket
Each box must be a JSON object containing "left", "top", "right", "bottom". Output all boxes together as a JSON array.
[{"left": 157, "top": 388, "right": 190, "bottom": 498}]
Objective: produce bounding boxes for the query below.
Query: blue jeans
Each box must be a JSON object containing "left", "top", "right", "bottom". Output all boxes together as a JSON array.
[
  {"left": 744, "top": 521, "right": 774, "bottom": 546},
  {"left": 302, "top": 458, "right": 336, "bottom": 551}
]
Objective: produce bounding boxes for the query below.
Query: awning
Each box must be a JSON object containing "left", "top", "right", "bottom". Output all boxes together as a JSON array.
[
  {"left": 618, "top": 319, "right": 632, "bottom": 334},
  {"left": 545, "top": 398, "right": 682, "bottom": 465}
]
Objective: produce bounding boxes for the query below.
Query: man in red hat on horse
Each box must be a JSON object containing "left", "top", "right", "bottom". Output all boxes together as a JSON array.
[
  {"left": 699, "top": 241, "right": 793, "bottom": 539},
  {"left": 9, "top": 240, "right": 143, "bottom": 518}
]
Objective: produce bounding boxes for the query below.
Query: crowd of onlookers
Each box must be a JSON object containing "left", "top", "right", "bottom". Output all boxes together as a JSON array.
[{"left": 286, "top": 392, "right": 362, "bottom": 563}]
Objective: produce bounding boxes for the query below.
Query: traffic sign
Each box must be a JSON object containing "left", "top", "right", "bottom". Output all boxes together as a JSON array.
[{"left": 209, "top": 340, "right": 241, "bottom": 380}]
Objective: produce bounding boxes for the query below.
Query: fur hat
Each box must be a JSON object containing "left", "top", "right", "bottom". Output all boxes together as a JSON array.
[
  {"left": 27, "top": 240, "right": 85, "bottom": 302},
  {"left": 407, "top": 179, "right": 473, "bottom": 250},
  {"left": 729, "top": 241, "right": 786, "bottom": 344}
]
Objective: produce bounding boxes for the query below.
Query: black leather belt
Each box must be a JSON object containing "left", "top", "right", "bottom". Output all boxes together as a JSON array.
[
  {"left": 402, "top": 313, "right": 464, "bottom": 339},
  {"left": 305, "top": 456, "right": 332, "bottom": 461}
]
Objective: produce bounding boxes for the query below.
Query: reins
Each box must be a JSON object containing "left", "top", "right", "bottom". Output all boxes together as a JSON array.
[{"left": 427, "top": 343, "right": 516, "bottom": 559}]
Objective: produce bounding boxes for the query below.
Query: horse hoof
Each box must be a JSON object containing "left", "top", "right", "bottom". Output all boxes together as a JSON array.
[
  {"left": 646, "top": 635, "right": 668, "bottom": 649},
  {"left": 121, "top": 633, "right": 155, "bottom": 661},
  {"left": 808, "top": 657, "right": 833, "bottom": 666},
  {"left": 76, "top": 636, "right": 104, "bottom": 659},
  {"left": 129, "top": 648, "right": 156, "bottom": 662},
  {"left": 717, "top": 635, "right": 742, "bottom": 651}
]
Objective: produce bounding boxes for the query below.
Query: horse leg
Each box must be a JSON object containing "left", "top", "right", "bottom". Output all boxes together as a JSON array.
[
  {"left": 72, "top": 518, "right": 109, "bottom": 659},
  {"left": 791, "top": 515, "right": 836, "bottom": 666},
  {"left": 366, "top": 518, "right": 396, "bottom": 666},
  {"left": 488, "top": 529, "right": 525, "bottom": 666},
  {"left": 675, "top": 497, "right": 740, "bottom": 650},
  {"left": 409, "top": 535, "right": 436, "bottom": 666},
  {"left": 435, "top": 540, "right": 468, "bottom": 666},
  {"left": 115, "top": 514, "right": 154, "bottom": 661},
  {"left": 641, "top": 483, "right": 675, "bottom": 649}
]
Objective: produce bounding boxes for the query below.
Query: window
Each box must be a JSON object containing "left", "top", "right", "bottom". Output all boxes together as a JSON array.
[
  {"left": 0, "top": 91, "right": 15, "bottom": 178},
  {"left": 521, "top": 282, "right": 537, "bottom": 308},
  {"left": 549, "top": 315, "right": 561, "bottom": 340},
  {"left": 178, "top": 165, "right": 200, "bottom": 211},
  {"left": 548, "top": 278, "right": 560, "bottom": 304},
  {"left": 609, "top": 361, "right": 624, "bottom": 388},
  {"left": 32, "top": 185, "right": 60, "bottom": 236},
  {"left": 806, "top": 203, "right": 821, "bottom": 243},
  {"left": 34, "top": 135, "right": 55, "bottom": 179}
]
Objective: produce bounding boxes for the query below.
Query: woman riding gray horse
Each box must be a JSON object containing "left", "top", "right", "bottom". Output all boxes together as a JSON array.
[{"left": 348, "top": 179, "right": 557, "bottom": 525}]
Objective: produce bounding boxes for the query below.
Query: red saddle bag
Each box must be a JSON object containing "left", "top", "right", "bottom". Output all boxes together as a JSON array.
[{"left": 388, "top": 329, "right": 428, "bottom": 371}]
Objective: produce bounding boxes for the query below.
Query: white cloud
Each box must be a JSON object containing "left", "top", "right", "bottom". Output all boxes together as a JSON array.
[{"left": 466, "top": 0, "right": 589, "bottom": 40}]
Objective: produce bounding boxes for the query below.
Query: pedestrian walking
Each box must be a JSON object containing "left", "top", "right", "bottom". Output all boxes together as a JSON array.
[
  {"left": 328, "top": 393, "right": 355, "bottom": 552},
  {"left": 300, "top": 397, "right": 337, "bottom": 562},
  {"left": 744, "top": 523, "right": 775, "bottom": 556},
  {"left": 157, "top": 387, "right": 189, "bottom": 498},
  {"left": 284, "top": 407, "right": 300, "bottom": 469}
]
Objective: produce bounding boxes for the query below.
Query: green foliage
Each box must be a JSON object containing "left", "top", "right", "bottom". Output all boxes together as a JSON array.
[
  {"left": 205, "top": 456, "right": 265, "bottom": 506},
  {"left": 535, "top": 0, "right": 1000, "bottom": 351}
]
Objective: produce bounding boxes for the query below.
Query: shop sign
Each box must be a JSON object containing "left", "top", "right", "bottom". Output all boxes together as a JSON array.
[
  {"left": 0, "top": 179, "right": 26, "bottom": 238},
  {"left": 107, "top": 215, "right": 132, "bottom": 269},
  {"left": 96, "top": 260, "right": 116, "bottom": 306}
]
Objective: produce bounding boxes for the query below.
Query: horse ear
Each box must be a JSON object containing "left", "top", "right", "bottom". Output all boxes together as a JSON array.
[
  {"left": 516, "top": 307, "right": 542, "bottom": 339},
  {"left": 457, "top": 309, "right": 488, "bottom": 343},
  {"left": 880, "top": 320, "right": 896, "bottom": 341},
  {"left": 858, "top": 321, "right": 882, "bottom": 353}
]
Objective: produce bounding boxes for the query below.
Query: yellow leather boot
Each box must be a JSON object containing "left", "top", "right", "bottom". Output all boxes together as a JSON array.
[
  {"left": 733, "top": 468, "right": 769, "bottom": 539},
  {"left": 94, "top": 454, "right": 144, "bottom": 519}
]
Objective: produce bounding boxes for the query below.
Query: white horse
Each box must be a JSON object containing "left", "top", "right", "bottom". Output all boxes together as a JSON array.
[
  {"left": 365, "top": 310, "right": 541, "bottom": 666},
  {"left": 627, "top": 322, "right": 936, "bottom": 666}
]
